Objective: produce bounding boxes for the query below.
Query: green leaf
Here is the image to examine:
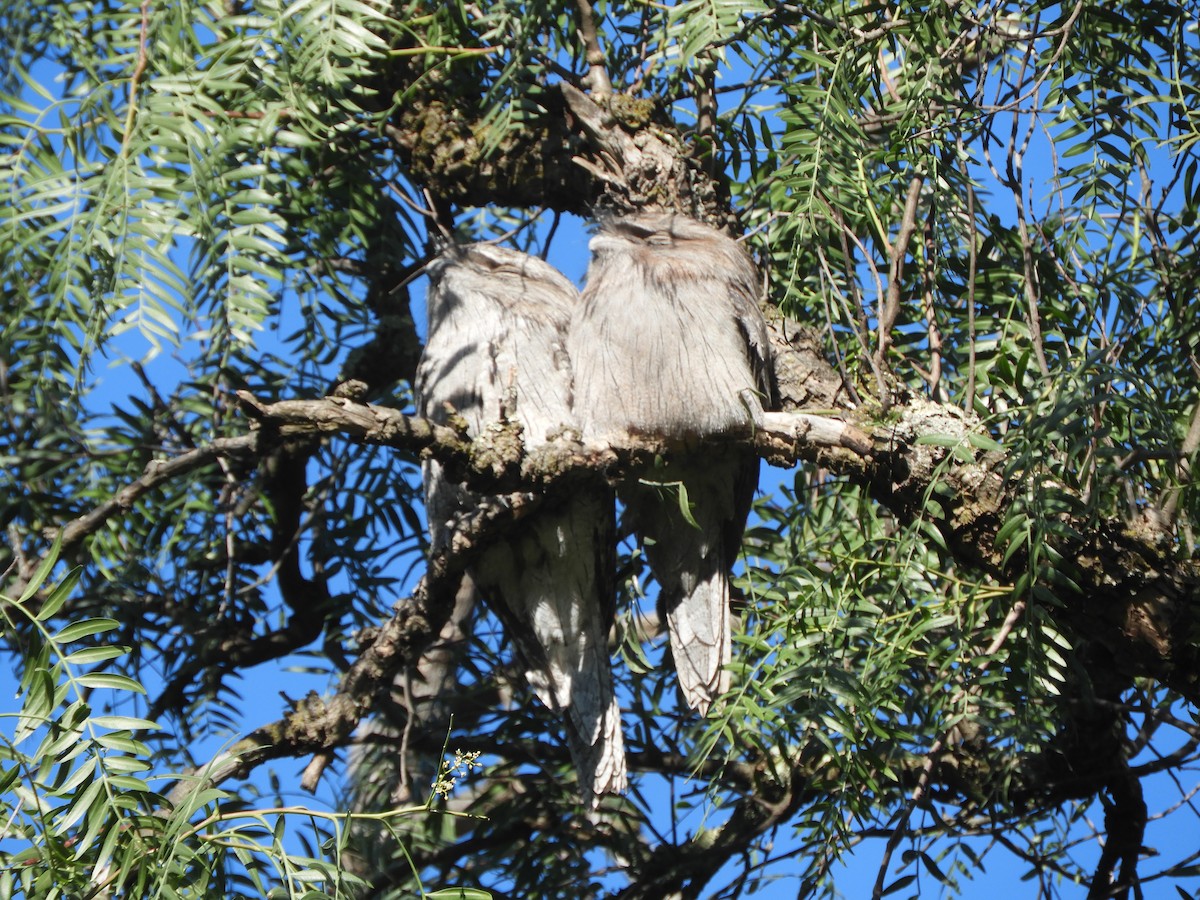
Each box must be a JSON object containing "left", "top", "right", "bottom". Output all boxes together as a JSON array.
[
  {"left": 966, "top": 432, "right": 1003, "bottom": 452},
  {"left": 51, "top": 619, "right": 119, "bottom": 644},
  {"left": 74, "top": 674, "right": 145, "bottom": 694},
  {"left": 61, "top": 647, "right": 131, "bottom": 666},
  {"left": 90, "top": 716, "right": 159, "bottom": 731},
  {"left": 881, "top": 874, "right": 917, "bottom": 896},
  {"left": 19, "top": 538, "right": 62, "bottom": 605},
  {"left": 676, "top": 481, "right": 700, "bottom": 530}
]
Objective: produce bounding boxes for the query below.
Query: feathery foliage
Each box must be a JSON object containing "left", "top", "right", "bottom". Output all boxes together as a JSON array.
[{"left": 3, "top": 1, "right": 1200, "bottom": 898}]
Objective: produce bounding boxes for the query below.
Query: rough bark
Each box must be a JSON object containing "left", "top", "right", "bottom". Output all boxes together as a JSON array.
[{"left": 379, "top": 62, "right": 732, "bottom": 224}]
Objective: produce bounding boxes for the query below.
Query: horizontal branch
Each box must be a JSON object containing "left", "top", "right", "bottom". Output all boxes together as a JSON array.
[
  {"left": 236, "top": 389, "right": 1200, "bottom": 706},
  {"left": 58, "top": 435, "right": 259, "bottom": 552},
  {"left": 37, "top": 387, "right": 1195, "bottom": 811},
  {"left": 237, "top": 391, "right": 873, "bottom": 486}
]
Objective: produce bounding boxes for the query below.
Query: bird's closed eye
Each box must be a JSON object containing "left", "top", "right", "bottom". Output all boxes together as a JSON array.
[
  {"left": 619, "top": 225, "right": 674, "bottom": 247},
  {"left": 477, "top": 259, "right": 525, "bottom": 277},
  {"left": 617, "top": 222, "right": 661, "bottom": 242}
]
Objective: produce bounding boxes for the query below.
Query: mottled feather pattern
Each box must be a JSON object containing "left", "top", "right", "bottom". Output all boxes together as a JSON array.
[
  {"left": 569, "top": 214, "right": 770, "bottom": 714},
  {"left": 571, "top": 214, "right": 771, "bottom": 442},
  {"left": 416, "top": 243, "right": 626, "bottom": 800}
]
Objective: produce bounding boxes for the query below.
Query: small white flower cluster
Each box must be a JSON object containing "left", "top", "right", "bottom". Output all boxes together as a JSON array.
[{"left": 432, "top": 749, "right": 482, "bottom": 799}]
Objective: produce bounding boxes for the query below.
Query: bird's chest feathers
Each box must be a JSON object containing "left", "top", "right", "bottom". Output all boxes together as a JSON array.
[{"left": 590, "top": 280, "right": 756, "bottom": 438}]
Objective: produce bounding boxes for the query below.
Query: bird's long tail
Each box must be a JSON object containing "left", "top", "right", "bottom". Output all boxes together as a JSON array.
[
  {"left": 625, "top": 451, "right": 754, "bottom": 716},
  {"left": 662, "top": 558, "right": 731, "bottom": 715},
  {"left": 499, "top": 504, "right": 628, "bottom": 802}
]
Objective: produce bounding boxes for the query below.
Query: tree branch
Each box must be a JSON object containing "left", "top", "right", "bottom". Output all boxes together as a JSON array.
[
  {"left": 238, "top": 389, "right": 1200, "bottom": 711},
  {"left": 574, "top": 0, "right": 612, "bottom": 98},
  {"left": 877, "top": 173, "right": 925, "bottom": 388},
  {"left": 383, "top": 58, "right": 731, "bottom": 222},
  {"left": 51, "top": 436, "right": 258, "bottom": 556}
]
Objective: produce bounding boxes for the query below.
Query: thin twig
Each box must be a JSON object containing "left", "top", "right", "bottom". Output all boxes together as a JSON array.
[
  {"left": 119, "top": 0, "right": 152, "bottom": 156},
  {"left": 575, "top": 0, "right": 613, "bottom": 97},
  {"left": 876, "top": 174, "right": 926, "bottom": 401}
]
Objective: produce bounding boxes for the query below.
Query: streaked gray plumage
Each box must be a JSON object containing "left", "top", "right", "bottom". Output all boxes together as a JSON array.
[
  {"left": 569, "top": 213, "right": 771, "bottom": 714},
  {"left": 416, "top": 243, "right": 626, "bottom": 801}
]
